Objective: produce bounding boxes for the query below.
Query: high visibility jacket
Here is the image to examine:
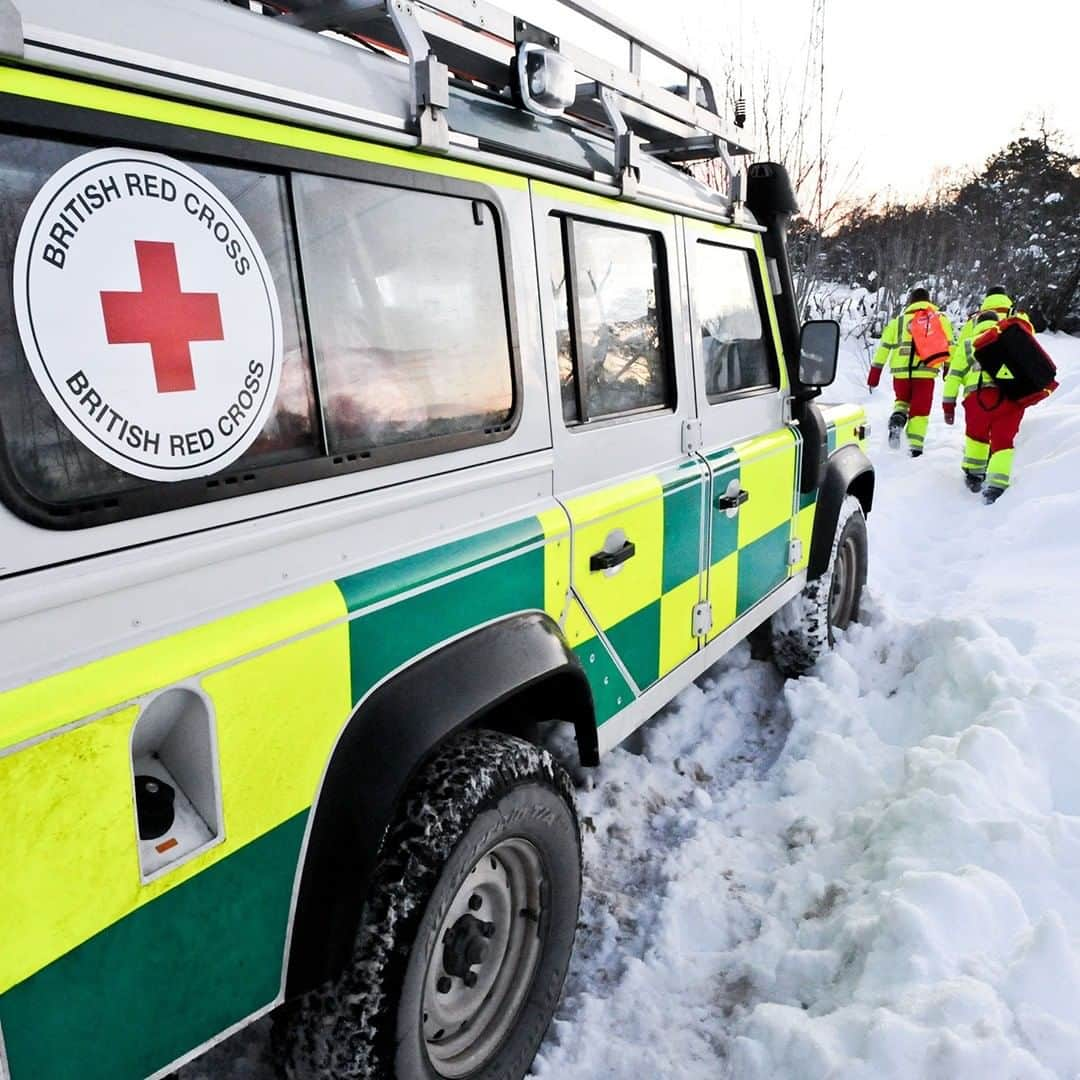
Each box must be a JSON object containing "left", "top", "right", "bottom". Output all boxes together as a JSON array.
[
  {"left": 871, "top": 301, "right": 956, "bottom": 381},
  {"left": 945, "top": 298, "right": 1033, "bottom": 404}
]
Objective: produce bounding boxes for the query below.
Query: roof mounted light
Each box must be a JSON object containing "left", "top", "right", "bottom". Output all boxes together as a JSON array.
[{"left": 516, "top": 43, "right": 576, "bottom": 118}]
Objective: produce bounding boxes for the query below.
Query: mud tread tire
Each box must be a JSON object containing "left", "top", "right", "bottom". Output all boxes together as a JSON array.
[
  {"left": 770, "top": 494, "right": 867, "bottom": 677},
  {"left": 274, "top": 729, "right": 580, "bottom": 1080}
]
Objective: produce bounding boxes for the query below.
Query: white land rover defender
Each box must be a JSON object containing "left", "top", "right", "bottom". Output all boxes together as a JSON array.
[{"left": 0, "top": 1, "right": 872, "bottom": 1077}]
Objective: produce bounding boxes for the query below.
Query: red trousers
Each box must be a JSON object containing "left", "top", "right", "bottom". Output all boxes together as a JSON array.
[
  {"left": 963, "top": 388, "right": 1025, "bottom": 449},
  {"left": 892, "top": 376, "right": 936, "bottom": 449},
  {"left": 892, "top": 376, "right": 935, "bottom": 417}
]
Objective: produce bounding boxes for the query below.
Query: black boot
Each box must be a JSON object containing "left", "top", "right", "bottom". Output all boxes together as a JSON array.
[
  {"left": 888, "top": 412, "right": 905, "bottom": 449},
  {"left": 910, "top": 448, "right": 923, "bottom": 458},
  {"left": 982, "top": 485, "right": 1005, "bottom": 505},
  {"left": 964, "top": 472, "right": 984, "bottom": 493}
]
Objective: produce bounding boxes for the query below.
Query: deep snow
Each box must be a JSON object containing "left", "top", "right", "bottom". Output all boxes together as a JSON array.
[{"left": 181, "top": 331, "right": 1080, "bottom": 1079}]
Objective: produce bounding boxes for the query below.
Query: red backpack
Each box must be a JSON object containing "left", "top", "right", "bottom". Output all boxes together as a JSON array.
[
  {"left": 908, "top": 309, "right": 951, "bottom": 369},
  {"left": 973, "top": 317, "right": 1058, "bottom": 406}
]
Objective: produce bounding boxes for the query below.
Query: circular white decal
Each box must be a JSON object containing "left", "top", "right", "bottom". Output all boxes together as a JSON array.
[{"left": 13, "top": 148, "right": 283, "bottom": 482}]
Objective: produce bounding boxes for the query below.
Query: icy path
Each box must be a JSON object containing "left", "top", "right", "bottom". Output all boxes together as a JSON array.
[{"left": 182, "top": 335, "right": 1080, "bottom": 1080}]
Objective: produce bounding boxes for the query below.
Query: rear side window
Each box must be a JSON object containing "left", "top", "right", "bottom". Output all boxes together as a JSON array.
[
  {"left": 695, "top": 241, "right": 777, "bottom": 400},
  {"left": 0, "top": 132, "right": 319, "bottom": 510},
  {"left": 549, "top": 215, "right": 672, "bottom": 424},
  {"left": 0, "top": 127, "right": 517, "bottom": 529},
  {"left": 292, "top": 176, "right": 513, "bottom": 455}
]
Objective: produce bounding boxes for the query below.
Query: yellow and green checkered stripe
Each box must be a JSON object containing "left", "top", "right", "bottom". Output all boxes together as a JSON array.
[
  {"left": 792, "top": 406, "right": 870, "bottom": 576},
  {"left": 703, "top": 428, "right": 800, "bottom": 636},
  {"left": 0, "top": 514, "right": 569, "bottom": 1080},
  {"left": 557, "top": 462, "right": 706, "bottom": 709}
]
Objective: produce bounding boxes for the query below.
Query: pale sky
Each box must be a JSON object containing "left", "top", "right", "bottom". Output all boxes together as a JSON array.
[{"left": 519, "top": 0, "right": 1080, "bottom": 205}]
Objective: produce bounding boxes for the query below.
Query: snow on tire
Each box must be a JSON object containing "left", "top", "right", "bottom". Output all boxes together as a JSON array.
[
  {"left": 770, "top": 493, "right": 867, "bottom": 677},
  {"left": 274, "top": 729, "right": 581, "bottom": 1080}
]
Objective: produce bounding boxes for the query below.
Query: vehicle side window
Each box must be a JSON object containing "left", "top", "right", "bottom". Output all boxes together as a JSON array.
[
  {"left": 0, "top": 132, "right": 319, "bottom": 509},
  {"left": 292, "top": 175, "right": 514, "bottom": 454},
  {"left": 549, "top": 214, "right": 672, "bottom": 424},
  {"left": 695, "top": 241, "right": 777, "bottom": 401}
]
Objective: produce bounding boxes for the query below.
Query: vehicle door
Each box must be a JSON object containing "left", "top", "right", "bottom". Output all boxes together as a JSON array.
[
  {"left": 684, "top": 223, "right": 801, "bottom": 642},
  {"left": 532, "top": 185, "right": 708, "bottom": 723}
]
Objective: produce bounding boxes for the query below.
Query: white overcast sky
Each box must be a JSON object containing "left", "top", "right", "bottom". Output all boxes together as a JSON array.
[{"left": 519, "top": 0, "right": 1080, "bottom": 205}]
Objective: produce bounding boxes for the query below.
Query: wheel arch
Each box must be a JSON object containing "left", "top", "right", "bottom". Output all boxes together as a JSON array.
[
  {"left": 807, "top": 444, "right": 875, "bottom": 579},
  {"left": 283, "top": 611, "right": 595, "bottom": 998}
]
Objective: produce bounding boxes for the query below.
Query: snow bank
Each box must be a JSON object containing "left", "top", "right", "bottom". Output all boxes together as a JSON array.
[{"left": 532, "top": 332, "right": 1080, "bottom": 1080}]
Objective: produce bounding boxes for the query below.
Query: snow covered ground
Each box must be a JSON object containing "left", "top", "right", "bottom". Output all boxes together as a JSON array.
[{"left": 181, "top": 332, "right": 1080, "bottom": 1080}]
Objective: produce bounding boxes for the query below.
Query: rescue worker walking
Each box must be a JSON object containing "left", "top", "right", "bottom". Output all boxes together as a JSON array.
[
  {"left": 867, "top": 288, "right": 955, "bottom": 457},
  {"left": 944, "top": 287, "right": 1036, "bottom": 503}
]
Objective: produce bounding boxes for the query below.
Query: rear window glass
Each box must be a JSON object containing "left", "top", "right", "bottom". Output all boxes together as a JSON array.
[
  {"left": 292, "top": 175, "right": 514, "bottom": 455},
  {"left": 0, "top": 132, "right": 318, "bottom": 507}
]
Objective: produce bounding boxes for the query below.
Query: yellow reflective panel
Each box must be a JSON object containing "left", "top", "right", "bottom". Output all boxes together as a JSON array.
[
  {"left": 793, "top": 504, "right": 816, "bottom": 575},
  {"left": 564, "top": 476, "right": 664, "bottom": 631},
  {"left": 659, "top": 576, "right": 700, "bottom": 675},
  {"left": 705, "top": 551, "right": 738, "bottom": 643},
  {"left": 0, "top": 584, "right": 347, "bottom": 752},
  {"left": 0, "top": 66, "right": 526, "bottom": 191},
  {"left": 0, "top": 593, "right": 351, "bottom": 994},
  {"left": 539, "top": 505, "right": 573, "bottom": 625},
  {"left": 734, "top": 429, "right": 798, "bottom": 549}
]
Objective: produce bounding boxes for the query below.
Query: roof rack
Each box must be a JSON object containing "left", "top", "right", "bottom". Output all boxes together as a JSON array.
[{"left": 230, "top": 0, "right": 753, "bottom": 199}]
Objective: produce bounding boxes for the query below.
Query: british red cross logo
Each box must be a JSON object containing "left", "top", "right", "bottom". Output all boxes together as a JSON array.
[{"left": 100, "top": 240, "right": 224, "bottom": 393}]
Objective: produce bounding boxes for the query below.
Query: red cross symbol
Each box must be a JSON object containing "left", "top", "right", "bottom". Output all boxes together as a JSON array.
[{"left": 100, "top": 240, "right": 224, "bottom": 393}]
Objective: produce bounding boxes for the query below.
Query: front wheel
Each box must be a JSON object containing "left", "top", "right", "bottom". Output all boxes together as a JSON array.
[
  {"left": 770, "top": 494, "right": 867, "bottom": 677},
  {"left": 276, "top": 729, "right": 581, "bottom": 1080}
]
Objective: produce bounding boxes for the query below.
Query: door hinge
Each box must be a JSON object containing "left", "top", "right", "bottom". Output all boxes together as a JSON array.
[
  {"left": 682, "top": 419, "right": 702, "bottom": 455},
  {"left": 692, "top": 601, "right": 713, "bottom": 638},
  {"left": 788, "top": 538, "right": 804, "bottom": 566}
]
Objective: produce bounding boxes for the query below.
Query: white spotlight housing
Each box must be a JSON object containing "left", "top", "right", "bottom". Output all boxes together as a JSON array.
[{"left": 516, "top": 43, "right": 576, "bottom": 118}]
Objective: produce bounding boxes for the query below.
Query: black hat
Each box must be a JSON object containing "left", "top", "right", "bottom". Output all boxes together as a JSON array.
[
  {"left": 986, "top": 284, "right": 1008, "bottom": 296},
  {"left": 907, "top": 287, "right": 931, "bottom": 305}
]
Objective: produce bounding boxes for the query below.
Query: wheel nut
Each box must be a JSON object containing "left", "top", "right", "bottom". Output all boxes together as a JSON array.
[
  {"left": 437, "top": 976, "right": 452, "bottom": 994},
  {"left": 463, "top": 971, "right": 478, "bottom": 988},
  {"left": 468, "top": 894, "right": 482, "bottom": 911}
]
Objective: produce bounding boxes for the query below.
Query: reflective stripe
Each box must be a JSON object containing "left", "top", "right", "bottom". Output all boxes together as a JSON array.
[{"left": 987, "top": 473, "right": 1010, "bottom": 489}]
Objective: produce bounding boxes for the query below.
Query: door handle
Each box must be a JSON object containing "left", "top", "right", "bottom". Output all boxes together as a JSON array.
[
  {"left": 590, "top": 540, "right": 636, "bottom": 572},
  {"left": 715, "top": 489, "right": 750, "bottom": 512}
]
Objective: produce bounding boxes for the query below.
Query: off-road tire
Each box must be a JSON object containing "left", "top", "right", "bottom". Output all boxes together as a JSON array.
[
  {"left": 274, "top": 729, "right": 581, "bottom": 1080},
  {"left": 770, "top": 494, "right": 867, "bottom": 677}
]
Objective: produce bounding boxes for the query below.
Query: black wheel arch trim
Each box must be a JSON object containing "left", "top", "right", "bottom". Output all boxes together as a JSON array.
[
  {"left": 284, "top": 611, "right": 595, "bottom": 998},
  {"left": 807, "top": 444, "right": 875, "bottom": 579}
]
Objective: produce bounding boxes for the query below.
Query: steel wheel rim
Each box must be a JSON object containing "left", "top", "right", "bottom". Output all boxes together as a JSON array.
[
  {"left": 421, "top": 837, "right": 545, "bottom": 1078},
  {"left": 829, "top": 535, "right": 857, "bottom": 629}
]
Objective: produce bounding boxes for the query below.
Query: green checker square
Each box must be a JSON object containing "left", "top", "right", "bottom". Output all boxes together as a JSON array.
[
  {"left": 799, "top": 488, "right": 817, "bottom": 512},
  {"left": 575, "top": 637, "right": 636, "bottom": 726},
  {"left": 0, "top": 813, "right": 307, "bottom": 1080},
  {"left": 826, "top": 424, "right": 838, "bottom": 454},
  {"left": 347, "top": 549, "right": 545, "bottom": 703},
  {"left": 606, "top": 600, "right": 661, "bottom": 692},
  {"left": 736, "top": 522, "right": 791, "bottom": 616},
  {"left": 662, "top": 479, "right": 702, "bottom": 594},
  {"left": 710, "top": 460, "right": 741, "bottom": 565}
]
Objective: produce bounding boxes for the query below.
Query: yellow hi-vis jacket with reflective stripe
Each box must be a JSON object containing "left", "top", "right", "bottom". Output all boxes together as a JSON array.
[
  {"left": 871, "top": 301, "right": 956, "bottom": 380},
  {"left": 944, "top": 302, "right": 1034, "bottom": 404}
]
